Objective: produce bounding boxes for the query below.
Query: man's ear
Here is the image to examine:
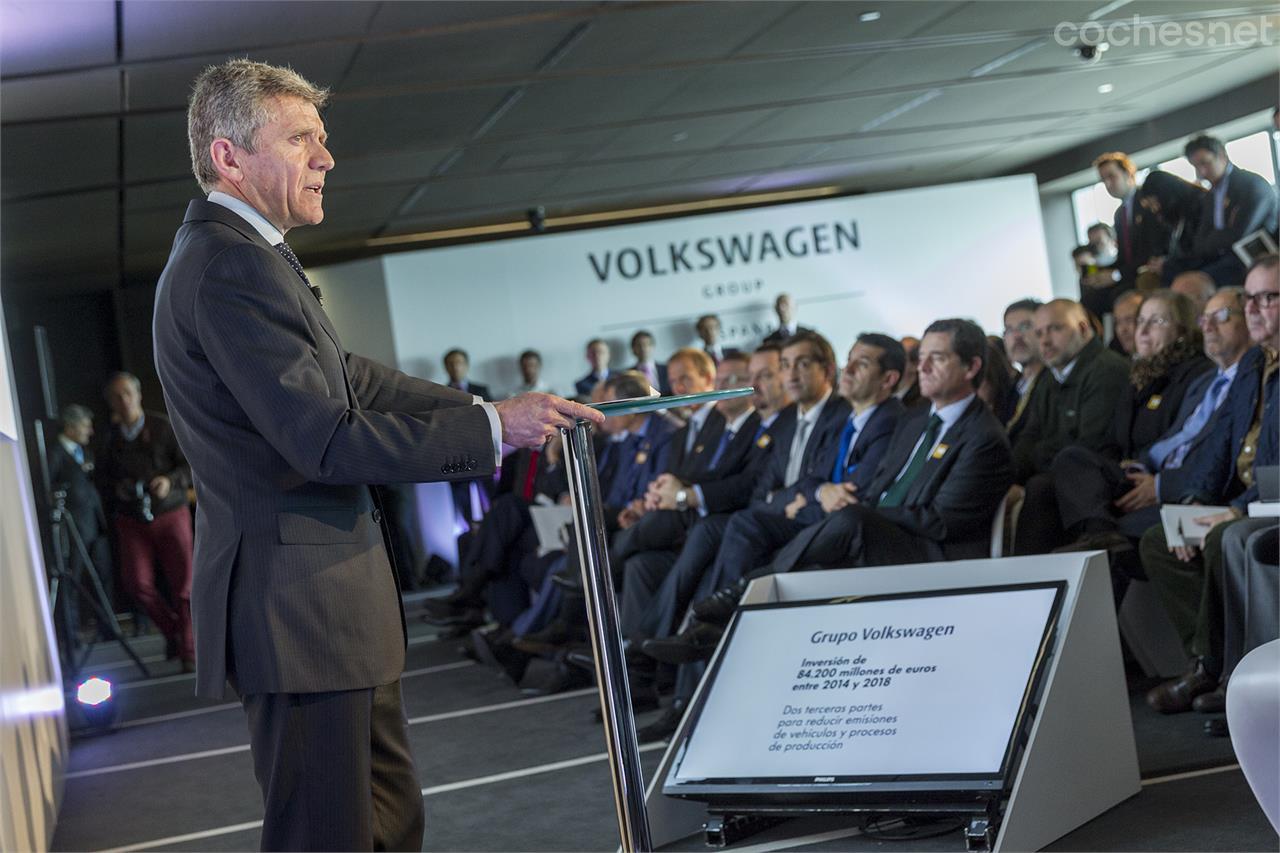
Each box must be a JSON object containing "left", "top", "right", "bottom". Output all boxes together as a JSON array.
[
  {"left": 882, "top": 369, "right": 901, "bottom": 394},
  {"left": 209, "top": 138, "right": 243, "bottom": 183}
]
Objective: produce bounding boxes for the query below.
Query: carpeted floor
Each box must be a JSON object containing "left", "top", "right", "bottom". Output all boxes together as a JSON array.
[{"left": 50, "top": 593, "right": 1276, "bottom": 852}]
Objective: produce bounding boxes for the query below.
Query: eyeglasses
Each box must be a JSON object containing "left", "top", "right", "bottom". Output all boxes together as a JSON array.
[
  {"left": 1198, "top": 307, "right": 1239, "bottom": 328},
  {"left": 1245, "top": 290, "right": 1280, "bottom": 309},
  {"left": 1135, "top": 315, "right": 1172, "bottom": 331},
  {"left": 1003, "top": 321, "right": 1033, "bottom": 335}
]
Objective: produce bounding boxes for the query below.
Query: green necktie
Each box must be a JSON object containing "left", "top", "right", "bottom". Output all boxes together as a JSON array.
[{"left": 879, "top": 414, "right": 944, "bottom": 508}]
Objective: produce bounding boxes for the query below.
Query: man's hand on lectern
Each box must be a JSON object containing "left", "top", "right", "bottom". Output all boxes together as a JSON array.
[{"left": 494, "top": 393, "right": 604, "bottom": 448}]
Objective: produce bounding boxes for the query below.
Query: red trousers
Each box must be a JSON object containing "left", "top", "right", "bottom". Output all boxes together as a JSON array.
[{"left": 116, "top": 508, "right": 194, "bottom": 661}]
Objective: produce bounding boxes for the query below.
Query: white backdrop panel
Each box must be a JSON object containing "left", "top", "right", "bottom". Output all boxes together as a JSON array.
[{"left": 374, "top": 175, "right": 1053, "bottom": 397}]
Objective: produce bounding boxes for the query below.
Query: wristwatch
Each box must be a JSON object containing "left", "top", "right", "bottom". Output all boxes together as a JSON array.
[{"left": 675, "top": 489, "right": 689, "bottom": 512}]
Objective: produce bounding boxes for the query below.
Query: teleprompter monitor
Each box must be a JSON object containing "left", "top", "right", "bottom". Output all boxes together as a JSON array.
[{"left": 662, "top": 581, "right": 1066, "bottom": 808}]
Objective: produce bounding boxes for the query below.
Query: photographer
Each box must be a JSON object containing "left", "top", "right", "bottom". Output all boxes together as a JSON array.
[
  {"left": 99, "top": 372, "right": 195, "bottom": 670},
  {"left": 47, "top": 403, "right": 114, "bottom": 645}
]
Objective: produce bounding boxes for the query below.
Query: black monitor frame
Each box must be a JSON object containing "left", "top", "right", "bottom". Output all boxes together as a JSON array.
[{"left": 662, "top": 580, "right": 1067, "bottom": 808}]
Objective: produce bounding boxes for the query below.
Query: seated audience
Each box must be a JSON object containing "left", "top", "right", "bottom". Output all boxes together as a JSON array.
[
  {"left": 1164, "top": 135, "right": 1279, "bottom": 286},
  {"left": 1140, "top": 254, "right": 1278, "bottom": 716},
  {"left": 1050, "top": 290, "right": 1215, "bottom": 560},
  {"left": 573, "top": 338, "right": 612, "bottom": 397},
  {"left": 696, "top": 314, "right": 724, "bottom": 363},
  {"left": 443, "top": 348, "right": 490, "bottom": 400},
  {"left": 894, "top": 335, "right": 924, "bottom": 407},
  {"left": 1012, "top": 299, "right": 1131, "bottom": 553},
  {"left": 761, "top": 293, "right": 813, "bottom": 344},
  {"left": 629, "top": 330, "right": 671, "bottom": 395},
  {"left": 511, "top": 349, "right": 550, "bottom": 396}
]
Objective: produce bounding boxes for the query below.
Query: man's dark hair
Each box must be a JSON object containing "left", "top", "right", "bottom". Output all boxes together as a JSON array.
[
  {"left": 1086, "top": 222, "right": 1115, "bottom": 241},
  {"left": 443, "top": 348, "right": 468, "bottom": 364},
  {"left": 1184, "top": 134, "right": 1226, "bottom": 159},
  {"left": 603, "top": 370, "right": 651, "bottom": 401},
  {"left": 631, "top": 330, "right": 654, "bottom": 346},
  {"left": 1071, "top": 245, "right": 1094, "bottom": 260},
  {"left": 519, "top": 349, "right": 541, "bottom": 363},
  {"left": 1004, "top": 298, "right": 1043, "bottom": 318},
  {"left": 696, "top": 314, "right": 720, "bottom": 328},
  {"left": 586, "top": 338, "right": 607, "bottom": 350},
  {"left": 922, "top": 318, "right": 986, "bottom": 389},
  {"left": 854, "top": 333, "right": 906, "bottom": 378},
  {"left": 1249, "top": 253, "right": 1279, "bottom": 275},
  {"left": 781, "top": 329, "right": 836, "bottom": 373},
  {"left": 721, "top": 348, "right": 749, "bottom": 364}
]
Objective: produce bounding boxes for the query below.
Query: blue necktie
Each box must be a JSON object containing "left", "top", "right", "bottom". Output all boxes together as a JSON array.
[
  {"left": 73, "top": 445, "right": 85, "bottom": 465},
  {"left": 1151, "top": 374, "right": 1230, "bottom": 469},
  {"left": 707, "top": 429, "right": 736, "bottom": 470},
  {"left": 830, "top": 417, "right": 858, "bottom": 483}
]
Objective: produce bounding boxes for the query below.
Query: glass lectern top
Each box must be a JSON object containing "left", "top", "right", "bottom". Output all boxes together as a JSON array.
[{"left": 589, "top": 387, "right": 754, "bottom": 417}]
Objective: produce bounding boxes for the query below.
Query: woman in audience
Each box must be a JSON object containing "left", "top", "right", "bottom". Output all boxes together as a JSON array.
[
  {"left": 979, "top": 338, "right": 1018, "bottom": 424},
  {"left": 1137, "top": 171, "right": 1209, "bottom": 279}
]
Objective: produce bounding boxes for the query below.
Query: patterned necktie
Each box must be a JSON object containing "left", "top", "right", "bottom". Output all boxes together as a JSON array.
[
  {"left": 879, "top": 414, "right": 944, "bottom": 508},
  {"left": 274, "top": 241, "right": 324, "bottom": 307},
  {"left": 830, "top": 417, "right": 858, "bottom": 483}
]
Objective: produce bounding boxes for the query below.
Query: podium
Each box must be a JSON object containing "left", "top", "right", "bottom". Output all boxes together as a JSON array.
[{"left": 561, "top": 388, "right": 753, "bottom": 853}]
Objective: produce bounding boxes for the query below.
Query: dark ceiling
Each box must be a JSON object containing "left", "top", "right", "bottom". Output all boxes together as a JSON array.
[{"left": 2, "top": 0, "right": 1277, "bottom": 300}]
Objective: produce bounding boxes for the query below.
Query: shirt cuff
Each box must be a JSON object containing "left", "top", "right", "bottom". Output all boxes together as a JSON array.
[
  {"left": 475, "top": 398, "right": 503, "bottom": 467},
  {"left": 692, "top": 484, "right": 709, "bottom": 517}
]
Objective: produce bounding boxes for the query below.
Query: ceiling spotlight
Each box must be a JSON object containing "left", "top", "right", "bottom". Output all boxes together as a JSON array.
[
  {"left": 859, "top": 11, "right": 881, "bottom": 22},
  {"left": 1097, "top": 83, "right": 1114, "bottom": 94}
]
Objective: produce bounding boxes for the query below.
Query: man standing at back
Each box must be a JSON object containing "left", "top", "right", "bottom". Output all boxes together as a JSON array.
[{"left": 152, "top": 59, "right": 600, "bottom": 851}]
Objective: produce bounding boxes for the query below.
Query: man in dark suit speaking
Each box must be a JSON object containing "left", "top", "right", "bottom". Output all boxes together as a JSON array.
[{"left": 152, "top": 59, "right": 601, "bottom": 851}]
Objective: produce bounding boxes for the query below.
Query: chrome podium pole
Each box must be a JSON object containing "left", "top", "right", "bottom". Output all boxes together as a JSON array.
[{"left": 560, "top": 419, "right": 653, "bottom": 853}]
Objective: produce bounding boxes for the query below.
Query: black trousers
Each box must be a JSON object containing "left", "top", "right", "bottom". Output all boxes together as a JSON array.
[
  {"left": 757, "top": 504, "right": 934, "bottom": 577},
  {"left": 242, "top": 680, "right": 424, "bottom": 852}
]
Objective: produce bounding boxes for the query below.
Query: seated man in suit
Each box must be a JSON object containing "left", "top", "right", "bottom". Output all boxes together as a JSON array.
[
  {"left": 1052, "top": 288, "right": 1250, "bottom": 557},
  {"left": 1011, "top": 299, "right": 1131, "bottom": 553},
  {"left": 443, "top": 347, "right": 490, "bottom": 400},
  {"left": 573, "top": 338, "right": 612, "bottom": 397},
  {"left": 697, "top": 333, "right": 906, "bottom": 591},
  {"left": 1164, "top": 135, "right": 1279, "bottom": 287},
  {"left": 1141, "top": 254, "right": 1279, "bottom": 716},
  {"left": 629, "top": 330, "right": 671, "bottom": 395},
  {"left": 1002, "top": 298, "right": 1045, "bottom": 440},
  {"left": 641, "top": 319, "right": 1014, "bottom": 735}
]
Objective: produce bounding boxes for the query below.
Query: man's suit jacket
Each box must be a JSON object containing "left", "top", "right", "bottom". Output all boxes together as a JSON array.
[
  {"left": 865, "top": 397, "right": 1014, "bottom": 560},
  {"left": 790, "top": 396, "right": 906, "bottom": 527},
  {"left": 47, "top": 441, "right": 107, "bottom": 540},
  {"left": 1188, "top": 166, "right": 1279, "bottom": 266},
  {"left": 630, "top": 361, "right": 671, "bottom": 396},
  {"left": 695, "top": 411, "right": 776, "bottom": 515},
  {"left": 153, "top": 200, "right": 496, "bottom": 699},
  {"left": 574, "top": 370, "right": 611, "bottom": 397},
  {"left": 1181, "top": 346, "right": 1277, "bottom": 507},
  {"left": 666, "top": 408, "right": 725, "bottom": 482},
  {"left": 602, "top": 415, "right": 678, "bottom": 515},
  {"left": 1140, "top": 367, "right": 1229, "bottom": 502},
  {"left": 751, "top": 395, "right": 852, "bottom": 511}
]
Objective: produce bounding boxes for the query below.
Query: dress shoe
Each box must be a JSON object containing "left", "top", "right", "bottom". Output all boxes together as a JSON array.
[
  {"left": 691, "top": 577, "right": 749, "bottom": 625},
  {"left": 511, "top": 619, "right": 583, "bottom": 655},
  {"left": 471, "top": 626, "right": 530, "bottom": 685},
  {"left": 642, "top": 621, "right": 724, "bottom": 665},
  {"left": 1191, "top": 686, "right": 1226, "bottom": 714},
  {"left": 637, "top": 701, "right": 687, "bottom": 743},
  {"left": 421, "top": 602, "right": 485, "bottom": 629},
  {"left": 1146, "top": 658, "right": 1218, "bottom": 714}
]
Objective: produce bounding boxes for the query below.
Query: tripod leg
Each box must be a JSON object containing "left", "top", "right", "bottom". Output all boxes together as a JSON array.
[{"left": 62, "top": 514, "right": 151, "bottom": 679}]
